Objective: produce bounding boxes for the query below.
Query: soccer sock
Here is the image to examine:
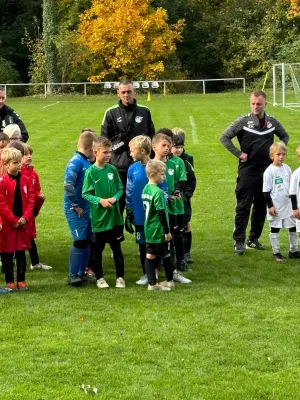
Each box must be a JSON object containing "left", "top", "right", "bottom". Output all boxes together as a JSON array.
[
  {"left": 183, "top": 231, "right": 192, "bottom": 253},
  {"left": 79, "top": 246, "right": 91, "bottom": 276},
  {"left": 16, "top": 250, "right": 27, "bottom": 282},
  {"left": 144, "top": 258, "right": 157, "bottom": 286},
  {"left": 29, "top": 239, "right": 39, "bottom": 266},
  {"left": 69, "top": 246, "right": 88, "bottom": 276},
  {"left": 162, "top": 256, "right": 174, "bottom": 282},
  {"left": 2, "top": 253, "right": 14, "bottom": 283},
  {"left": 139, "top": 244, "right": 146, "bottom": 274},
  {"left": 111, "top": 242, "right": 124, "bottom": 278},
  {"left": 174, "top": 236, "right": 185, "bottom": 266},
  {"left": 288, "top": 231, "right": 298, "bottom": 253},
  {"left": 169, "top": 240, "right": 176, "bottom": 271},
  {"left": 269, "top": 232, "right": 280, "bottom": 254}
]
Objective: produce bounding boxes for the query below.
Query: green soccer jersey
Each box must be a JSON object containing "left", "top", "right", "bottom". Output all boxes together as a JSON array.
[
  {"left": 167, "top": 155, "right": 187, "bottom": 216},
  {"left": 142, "top": 183, "right": 169, "bottom": 243},
  {"left": 82, "top": 164, "right": 123, "bottom": 232}
]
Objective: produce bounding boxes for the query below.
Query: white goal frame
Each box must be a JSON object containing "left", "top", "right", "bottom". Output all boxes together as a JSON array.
[{"left": 273, "top": 62, "right": 300, "bottom": 107}]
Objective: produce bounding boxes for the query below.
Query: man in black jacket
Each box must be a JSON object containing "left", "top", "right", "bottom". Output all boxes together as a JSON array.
[
  {"left": 0, "top": 88, "right": 28, "bottom": 142},
  {"left": 101, "top": 79, "right": 155, "bottom": 213},
  {"left": 220, "top": 90, "right": 289, "bottom": 255}
]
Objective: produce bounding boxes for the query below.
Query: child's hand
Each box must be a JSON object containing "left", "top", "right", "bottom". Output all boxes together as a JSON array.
[
  {"left": 165, "top": 232, "right": 172, "bottom": 242},
  {"left": 39, "top": 193, "right": 46, "bottom": 200},
  {"left": 293, "top": 209, "right": 300, "bottom": 220},
  {"left": 268, "top": 206, "right": 277, "bottom": 217},
  {"left": 0, "top": 224, "right": 2, "bottom": 231},
  {"left": 15, "top": 217, "right": 27, "bottom": 228},
  {"left": 173, "top": 190, "right": 181, "bottom": 199},
  {"left": 73, "top": 207, "right": 84, "bottom": 217},
  {"left": 107, "top": 197, "right": 116, "bottom": 205},
  {"left": 99, "top": 198, "right": 112, "bottom": 209}
]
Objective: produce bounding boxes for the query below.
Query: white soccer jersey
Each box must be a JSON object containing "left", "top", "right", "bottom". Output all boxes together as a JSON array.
[
  {"left": 263, "top": 163, "right": 293, "bottom": 220},
  {"left": 289, "top": 167, "right": 300, "bottom": 206}
]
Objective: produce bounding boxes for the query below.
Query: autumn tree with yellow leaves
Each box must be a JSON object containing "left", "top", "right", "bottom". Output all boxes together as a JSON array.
[{"left": 77, "top": 0, "right": 184, "bottom": 81}]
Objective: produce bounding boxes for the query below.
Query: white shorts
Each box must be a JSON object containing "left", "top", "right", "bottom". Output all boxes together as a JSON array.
[
  {"left": 269, "top": 216, "right": 296, "bottom": 229},
  {"left": 296, "top": 220, "right": 300, "bottom": 233}
]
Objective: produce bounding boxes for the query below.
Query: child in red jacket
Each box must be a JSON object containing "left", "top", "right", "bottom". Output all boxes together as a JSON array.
[
  {"left": 21, "top": 144, "right": 51, "bottom": 270},
  {"left": 0, "top": 148, "right": 35, "bottom": 291}
]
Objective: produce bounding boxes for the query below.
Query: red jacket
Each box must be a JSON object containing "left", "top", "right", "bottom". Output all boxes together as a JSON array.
[
  {"left": 21, "top": 165, "right": 45, "bottom": 238},
  {"left": 0, "top": 172, "right": 35, "bottom": 252}
]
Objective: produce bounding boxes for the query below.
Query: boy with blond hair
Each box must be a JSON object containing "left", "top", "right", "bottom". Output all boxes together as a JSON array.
[
  {"left": 0, "top": 148, "right": 35, "bottom": 290},
  {"left": 263, "top": 142, "right": 299, "bottom": 261},
  {"left": 21, "top": 143, "right": 51, "bottom": 270},
  {"left": 64, "top": 129, "right": 96, "bottom": 286},
  {"left": 142, "top": 159, "right": 174, "bottom": 291},
  {"left": 3, "top": 124, "right": 22, "bottom": 142},
  {"left": 82, "top": 137, "right": 125, "bottom": 289}
]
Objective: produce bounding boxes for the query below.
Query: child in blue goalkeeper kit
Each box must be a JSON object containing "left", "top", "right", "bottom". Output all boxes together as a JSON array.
[{"left": 63, "top": 129, "right": 96, "bottom": 286}]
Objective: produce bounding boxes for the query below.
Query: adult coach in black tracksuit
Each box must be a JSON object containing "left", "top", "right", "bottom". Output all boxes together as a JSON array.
[
  {"left": 220, "top": 90, "right": 289, "bottom": 255},
  {"left": 101, "top": 79, "right": 155, "bottom": 213},
  {"left": 0, "top": 88, "right": 28, "bottom": 142}
]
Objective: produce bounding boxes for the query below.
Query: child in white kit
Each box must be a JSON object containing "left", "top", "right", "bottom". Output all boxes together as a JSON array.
[
  {"left": 263, "top": 142, "right": 300, "bottom": 262},
  {"left": 289, "top": 145, "right": 300, "bottom": 243}
]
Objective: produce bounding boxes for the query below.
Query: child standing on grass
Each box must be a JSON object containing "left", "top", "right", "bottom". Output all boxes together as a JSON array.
[
  {"left": 64, "top": 129, "right": 96, "bottom": 286},
  {"left": 152, "top": 133, "right": 191, "bottom": 284},
  {"left": 142, "top": 159, "right": 174, "bottom": 291},
  {"left": 263, "top": 142, "right": 299, "bottom": 262},
  {"left": 0, "top": 148, "right": 35, "bottom": 291},
  {"left": 21, "top": 144, "right": 51, "bottom": 271},
  {"left": 3, "top": 124, "right": 22, "bottom": 142},
  {"left": 171, "top": 132, "right": 196, "bottom": 264},
  {"left": 82, "top": 137, "right": 125, "bottom": 289},
  {"left": 289, "top": 145, "right": 300, "bottom": 247}
]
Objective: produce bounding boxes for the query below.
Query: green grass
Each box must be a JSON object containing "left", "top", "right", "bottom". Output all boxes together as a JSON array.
[{"left": 1, "top": 92, "right": 300, "bottom": 399}]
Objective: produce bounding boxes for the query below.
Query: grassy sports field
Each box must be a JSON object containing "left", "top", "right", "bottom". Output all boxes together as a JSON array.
[{"left": 1, "top": 92, "right": 300, "bottom": 399}]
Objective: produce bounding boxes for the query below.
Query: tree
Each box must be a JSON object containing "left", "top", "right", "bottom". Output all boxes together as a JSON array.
[
  {"left": 77, "top": 0, "right": 184, "bottom": 81},
  {"left": 288, "top": 0, "right": 300, "bottom": 18},
  {"left": 43, "top": 0, "right": 58, "bottom": 84}
]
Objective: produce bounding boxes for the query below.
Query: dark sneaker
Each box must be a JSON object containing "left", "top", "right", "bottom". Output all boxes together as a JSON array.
[
  {"left": 184, "top": 252, "right": 194, "bottom": 264},
  {"left": 288, "top": 251, "right": 300, "bottom": 259},
  {"left": 273, "top": 253, "right": 285, "bottom": 262},
  {"left": 234, "top": 242, "right": 245, "bottom": 255},
  {"left": 246, "top": 240, "right": 265, "bottom": 250},
  {"left": 67, "top": 274, "right": 84, "bottom": 286},
  {"left": 177, "top": 260, "right": 192, "bottom": 272}
]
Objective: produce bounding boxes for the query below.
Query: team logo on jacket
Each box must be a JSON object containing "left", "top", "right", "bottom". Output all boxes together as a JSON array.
[
  {"left": 117, "top": 117, "right": 122, "bottom": 123},
  {"left": 135, "top": 116, "right": 143, "bottom": 123},
  {"left": 168, "top": 169, "right": 174, "bottom": 175},
  {"left": 23, "top": 185, "right": 27, "bottom": 194},
  {"left": 267, "top": 121, "right": 272, "bottom": 128},
  {"left": 107, "top": 173, "right": 114, "bottom": 180},
  {"left": 247, "top": 121, "right": 254, "bottom": 129}
]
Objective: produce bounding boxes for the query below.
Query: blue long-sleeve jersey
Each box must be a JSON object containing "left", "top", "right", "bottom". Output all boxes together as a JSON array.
[
  {"left": 126, "top": 161, "right": 168, "bottom": 225},
  {"left": 63, "top": 152, "right": 91, "bottom": 217}
]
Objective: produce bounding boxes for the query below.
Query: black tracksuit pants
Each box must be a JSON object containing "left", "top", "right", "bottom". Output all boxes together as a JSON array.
[{"left": 233, "top": 174, "right": 266, "bottom": 243}]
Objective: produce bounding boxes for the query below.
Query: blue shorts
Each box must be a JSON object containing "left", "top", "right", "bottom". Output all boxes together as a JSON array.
[
  {"left": 65, "top": 210, "right": 92, "bottom": 241},
  {"left": 135, "top": 225, "right": 146, "bottom": 245}
]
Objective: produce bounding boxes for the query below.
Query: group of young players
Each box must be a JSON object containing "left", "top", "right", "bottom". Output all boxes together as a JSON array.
[
  {"left": 64, "top": 127, "right": 196, "bottom": 291},
  {"left": 0, "top": 124, "right": 51, "bottom": 293}
]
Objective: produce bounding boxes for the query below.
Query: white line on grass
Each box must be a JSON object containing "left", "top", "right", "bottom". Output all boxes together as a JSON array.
[
  {"left": 286, "top": 107, "right": 300, "bottom": 113},
  {"left": 42, "top": 101, "right": 60, "bottom": 109},
  {"left": 189, "top": 116, "right": 199, "bottom": 144}
]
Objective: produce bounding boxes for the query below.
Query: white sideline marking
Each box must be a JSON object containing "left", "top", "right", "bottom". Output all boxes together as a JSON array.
[
  {"left": 189, "top": 116, "right": 199, "bottom": 144},
  {"left": 287, "top": 108, "right": 300, "bottom": 113},
  {"left": 42, "top": 101, "right": 60, "bottom": 109}
]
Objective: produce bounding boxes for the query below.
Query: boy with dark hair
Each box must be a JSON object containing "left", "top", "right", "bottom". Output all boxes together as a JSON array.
[
  {"left": 64, "top": 129, "right": 96, "bottom": 286},
  {"left": 82, "top": 137, "right": 125, "bottom": 289}
]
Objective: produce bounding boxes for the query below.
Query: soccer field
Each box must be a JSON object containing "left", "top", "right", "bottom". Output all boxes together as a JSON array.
[{"left": 2, "top": 92, "right": 300, "bottom": 399}]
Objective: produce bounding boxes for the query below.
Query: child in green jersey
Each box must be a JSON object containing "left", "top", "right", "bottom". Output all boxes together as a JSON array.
[
  {"left": 142, "top": 160, "right": 174, "bottom": 291},
  {"left": 82, "top": 137, "right": 125, "bottom": 289}
]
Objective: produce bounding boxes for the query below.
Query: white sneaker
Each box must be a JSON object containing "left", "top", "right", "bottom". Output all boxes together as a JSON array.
[
  {"left": 160, "top": 280, "right": 175, "bottom": 289},
  {"left": 173, "top": 270, "right": 192, "bottom": 284},
  {"left": 115, "top": 277, "right": 125, "bottom": 288},
  {"left": 148, "top": 283, "right": 171, "bottom": 291},
  {"left": 96, "top": 278, "right": 109, "bottom": 289},
  {"left": 136, "top": 274, "right": 148, "bottom": 285},
  {"left": 30, "top": 263, "right": 52, "bottom": 270}
]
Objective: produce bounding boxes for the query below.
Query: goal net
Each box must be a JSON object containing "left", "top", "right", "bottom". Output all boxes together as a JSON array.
[{"left": 273, "top": 63, "right": 300, "bottom": 107}]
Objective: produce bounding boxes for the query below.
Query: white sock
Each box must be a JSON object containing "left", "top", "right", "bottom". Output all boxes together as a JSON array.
[
  {"left": 289, "top": 231, "right": 298, "bottom": 253},
  {"left": 269, "top": 232, "right": 280, "bottom": 254}
]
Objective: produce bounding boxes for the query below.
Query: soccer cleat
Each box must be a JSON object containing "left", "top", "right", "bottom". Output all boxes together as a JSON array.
[
  {"left": 288, "top": 251, "right": 300, "bottom": 259},
  {"left": 30, "top": 263, "right": 52, "bottom": 270},
  {"left": 6, "top": 282, "right": 17, "bottom": 292},
  {"left": 246, "top": 240, "right": 265, "bottom": 250},
  {"left": 148, "top": 283, "right": 171, "bottom": 291},
  {"left": 136, "top": 274, "right": 148, "bottom": 285},
  {"left": 177, "top": 260, "right": 190, "bottom": 271},
  {"left": 160, "top": 280, "right": 175, "bottom": 289},
  {"left": 67, "top": 274, "right": 84, "bottom": 286},
  {"left": 184, "top": 252, "right": 194, "bottom": 264},
  {"left": 234, "top": 242, "right": 245, "bottom": 255},
  {"left": 17, "top": 281, "right": 28, "bottom": 291},
  {"left": 115, "top": 277, "right": 126, "bottom": 288},
  {"left": 273, "top": 253, "right": 285, "bottom": 262},
  {"left": 96, "top": 278, "right": 109, "bottom": 289},
  {"left": 173, "top": 270, "right": 192, "bottom": 284}
]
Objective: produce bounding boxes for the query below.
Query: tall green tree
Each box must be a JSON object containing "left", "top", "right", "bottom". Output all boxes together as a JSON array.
[{"left": 43, "top": 0, "right": 58, "bottom": 83}]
